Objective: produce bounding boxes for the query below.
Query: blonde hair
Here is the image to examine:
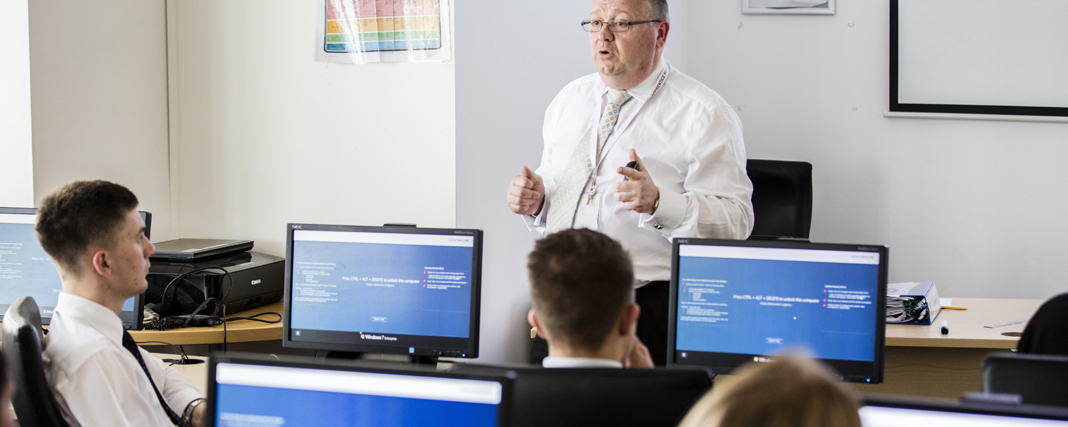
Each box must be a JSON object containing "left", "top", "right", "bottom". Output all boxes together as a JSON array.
[{"left": 678, "top": 356, "right": 861, "bottom": 427}]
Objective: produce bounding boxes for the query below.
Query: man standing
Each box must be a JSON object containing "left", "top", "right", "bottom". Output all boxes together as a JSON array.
[
  {"left": 38, "top": 180, "right": 205, "bottom": 427},
  {"left": 507, "top": 0, "right": 753, "bottom": 365},
  {"left": 527, "top": 229, "right": 652, "bottom": 368}
]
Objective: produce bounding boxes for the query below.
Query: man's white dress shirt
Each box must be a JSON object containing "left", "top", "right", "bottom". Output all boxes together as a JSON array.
[
  {"left": 526, "top": 59, "right": 754, "bottom": 283},
  {"left": 542, "top": 356, "right": 624, "bottom": 369},
  {"left": 44, "top": 293, "right": 202, "bottom": 427}
]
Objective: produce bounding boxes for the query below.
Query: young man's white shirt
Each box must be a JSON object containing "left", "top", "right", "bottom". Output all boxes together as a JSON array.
[{"left": 44, "top": 292, "right": 202, "bottom": 427}]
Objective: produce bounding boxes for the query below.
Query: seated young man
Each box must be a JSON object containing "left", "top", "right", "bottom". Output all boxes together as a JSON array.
[
  {"left": 1, "top": 349, "right": 14, "bottom": 427},
  {"left": 38, "top": 180, "right": 205, "bottom": 427},
  {"left": 527, "top": 228, "right": 653, "bottom": 368}
]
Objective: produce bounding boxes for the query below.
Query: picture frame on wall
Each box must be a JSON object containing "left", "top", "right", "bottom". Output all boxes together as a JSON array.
[{"left": 742, "top": 0, "right": 836, "bottom": 15}]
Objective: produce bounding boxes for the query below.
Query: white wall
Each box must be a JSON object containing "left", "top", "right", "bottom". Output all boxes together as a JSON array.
[
  {"left": 168, "top": 1, "right": 456, "bottom": 257},
  {"left": 0, "top": 0, "right": 34, "bottom": 207},
  {"left": 686, "top": 2, "right": 1068, "bottom": 299},
  {"left": 28, "top": 0, "right": 173, "bottom": 240},
  {"left": 455, "top": 0, "right": 590, "bottom": 364}
]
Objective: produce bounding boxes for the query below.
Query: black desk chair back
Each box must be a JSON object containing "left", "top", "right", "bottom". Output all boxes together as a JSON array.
[
  {"left": 746, "top": 159, "right": 813, "bottom": 240},
  {"left": 1018, "top": 293, "right": 1068, "bottom": 356},
  {"left": 1, "top": 297, "right": 73, "bottom": 427},
  {"left": 450, "top": 364, "right": 713, "bottom": 427},
  {"left": 982, "top": 352, "right": 1068, "bottom": 408}
]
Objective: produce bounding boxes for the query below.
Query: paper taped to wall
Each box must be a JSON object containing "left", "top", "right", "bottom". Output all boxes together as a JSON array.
[{"left": 316, "top": 0, "right": 451, "bottom": 64}]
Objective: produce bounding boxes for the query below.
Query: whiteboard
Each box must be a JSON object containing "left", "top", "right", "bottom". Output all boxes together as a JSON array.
[{"left": 891, "top": 0, "right": 1068, "bottom": 117}]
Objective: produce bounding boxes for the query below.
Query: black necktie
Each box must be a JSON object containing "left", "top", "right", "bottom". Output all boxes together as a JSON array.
[{"left": 121, "top": 330, "right": 188, "bottom": 427}]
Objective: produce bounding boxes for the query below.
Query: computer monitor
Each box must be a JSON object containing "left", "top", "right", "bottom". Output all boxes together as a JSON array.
[
  {"left": 861, "top": 396, "right": 1068, "bottom": 426},
  {"left": 282, "top": 224, "right": 483, "bottom": 358},
  {"left": 667, "top": 238, "right": 888, "bottom": 383},
  {"left": 209, "top": 355, "right": 509, "bottom": 427},
  {"left": 0, "top": 207, "right": 150, "bottom": 329}
]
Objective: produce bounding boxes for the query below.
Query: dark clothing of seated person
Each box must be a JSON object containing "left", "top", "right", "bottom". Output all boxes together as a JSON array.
[{"left": 1018, "top": 293, "right": 1068, "bottom": 355}]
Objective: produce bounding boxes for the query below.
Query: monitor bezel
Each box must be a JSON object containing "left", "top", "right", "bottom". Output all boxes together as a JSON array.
[
  {"left": 666, "top": 238, "right": 888, "bottom": 383},
  {"left": 862, "top": 395, "right": 1068, "bottom": 423},
  {"left": 207, "top": 354, "right": 511, "bottom": 427},
  {"left": 0, "top": 207, "right": 148, "bottom": 329},
  {"left": 281, "top": 223, "right": 483, "bottom": 358}
]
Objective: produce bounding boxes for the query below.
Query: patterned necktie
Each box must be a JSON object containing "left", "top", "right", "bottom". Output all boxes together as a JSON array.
[
  {"left": 121, "top": 331, "right": 188, "bottom": 427},
  {"left": 545, "top": 88, "right": 632, "bottom": 233}
]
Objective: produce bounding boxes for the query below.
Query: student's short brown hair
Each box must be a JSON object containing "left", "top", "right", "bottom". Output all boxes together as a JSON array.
[
  {"left": 678, "top": 356, "right": 862, "bottom": 427},
  {"left": 527, "top": 229, "right": 634, "bottom": 352},
  {"left": 36, "top": 180, "right": 139, "bottom": 274}
]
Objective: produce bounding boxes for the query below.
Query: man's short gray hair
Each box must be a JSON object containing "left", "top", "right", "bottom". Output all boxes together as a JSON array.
[{"left": 648, "top": 0, "right": 669, "bottom": 21}]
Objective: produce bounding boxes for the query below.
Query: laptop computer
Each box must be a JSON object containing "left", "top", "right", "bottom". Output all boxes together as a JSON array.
[{"left": 150, "top": 238, "right": 253, "bottom": 262}]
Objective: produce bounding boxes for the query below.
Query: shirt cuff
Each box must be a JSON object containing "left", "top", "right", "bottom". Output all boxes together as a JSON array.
[
  {"left": 522, "top": 202, "right": 548, "bottom": 231},
  {"left": 639, "top": 188, "right": 685, "bottom": 235}
]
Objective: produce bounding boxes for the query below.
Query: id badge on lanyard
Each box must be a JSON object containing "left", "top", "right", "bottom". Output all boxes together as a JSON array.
[{"left": 583, "top": 67, "right": 669, "bottom": 207}]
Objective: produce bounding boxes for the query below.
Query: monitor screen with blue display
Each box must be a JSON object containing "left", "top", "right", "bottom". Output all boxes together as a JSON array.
[
  {"left": 282, "top": 224, "right": 483, "bottom": 358},
  {"left": 209, "top": 356, "right": 508, "bottom": 427},
  {"left": 861, "top": 396, "right": 1068, "bottom": 426},
  {"left": 0, "top": 207, "right": 149, "bottom": 329},
  {"left": 667, "top": 238, "right": 887, "bottom": 383}
]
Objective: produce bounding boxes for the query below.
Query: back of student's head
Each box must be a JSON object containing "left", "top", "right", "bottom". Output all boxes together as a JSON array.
[
  {"left": 678, "top": 356, "right": 862, "bottom": 427},
  {"left": 36, "top": 180, "right": 139, "bottom": 275},
  {"left": 527, "top": 228, "right": 634, "bottom": 352}
]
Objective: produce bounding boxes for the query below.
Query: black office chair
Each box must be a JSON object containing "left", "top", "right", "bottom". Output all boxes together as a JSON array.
[
  {"left": 1018, "top": 293, "right": 1068, "bottom": 355},
  {"left": 1, "top": 297, "right": 73, "bottom": 427},
  {"left": 450, "top": 364, "right": 713, "bottom": 427},
  {"left": 746, "top": 159, "right": 813, "bottom": 240},
  {"left": 982, "top": 352, "right": 1068, "bottom": 408}
]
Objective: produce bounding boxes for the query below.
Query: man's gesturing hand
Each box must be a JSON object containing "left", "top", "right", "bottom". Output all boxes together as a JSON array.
[
  {"left": 507, "top": 166, "right": 545, "bottom": 216},
  {"left": 615, "top": 149, "right": 659, "bottom": 214}
]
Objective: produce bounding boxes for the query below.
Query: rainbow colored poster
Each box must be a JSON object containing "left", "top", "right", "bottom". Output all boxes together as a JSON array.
[{"left": 316, "top": 0, "right": 451, "bottom": 63}]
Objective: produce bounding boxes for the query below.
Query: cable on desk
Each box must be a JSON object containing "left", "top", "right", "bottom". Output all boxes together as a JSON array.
[
  {"left": 150, "top": 267, "right": 234, "bottom": 331},
  {"left": 135, "top": 340, "right": 193, "bottom": 365},
  {"left": 218, "top": 311, "right": 283, "bottom": 353},
  {"left": 156, "top": 265, "right": 220, "bottom": 316},
  {"left": 225, "top": 312, "right": 282, "bottom": 323}
]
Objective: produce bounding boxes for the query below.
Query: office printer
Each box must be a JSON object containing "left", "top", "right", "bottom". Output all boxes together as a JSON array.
[{"left": 146, "top": 241, "right": 284, "bottom": 318}]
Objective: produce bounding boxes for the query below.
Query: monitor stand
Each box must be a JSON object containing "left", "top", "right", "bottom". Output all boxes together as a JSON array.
[{"left": 313, "top": 350, "right": 437, "bottom": 366}]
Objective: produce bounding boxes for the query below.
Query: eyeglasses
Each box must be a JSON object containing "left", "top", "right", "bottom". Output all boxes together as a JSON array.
[{"left": 581, "top": 19, "right": 664, "bottom": 33}]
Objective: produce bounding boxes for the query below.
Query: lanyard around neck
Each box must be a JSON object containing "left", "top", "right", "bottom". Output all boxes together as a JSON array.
[{"left": 589, "top": 66, "right": 670, "bottom": 171}]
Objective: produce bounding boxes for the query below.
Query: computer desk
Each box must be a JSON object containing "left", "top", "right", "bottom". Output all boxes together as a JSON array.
[
  {"left": 153, "top": 353, "right": 210, "bottom": 395},
  {"left": 144, "top": 298, "right": 1041, "bottom": 400},
  {"left": 131, "top": 301, "right": 284, "bottom": 346},
  {"left": 851, "top": 297, "right": 1043, "bottom": 399}
]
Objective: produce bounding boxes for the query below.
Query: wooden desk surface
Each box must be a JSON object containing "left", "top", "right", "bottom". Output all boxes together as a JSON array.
[
  {"left": 128, "top": 298, "right": 1040, "bottom": 348},
  {"left": 131, "top": 301, "right": 284, "bottom": 346},
  {"left": 885, "top": 297, "right": 1041, "bottom": 349}
]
